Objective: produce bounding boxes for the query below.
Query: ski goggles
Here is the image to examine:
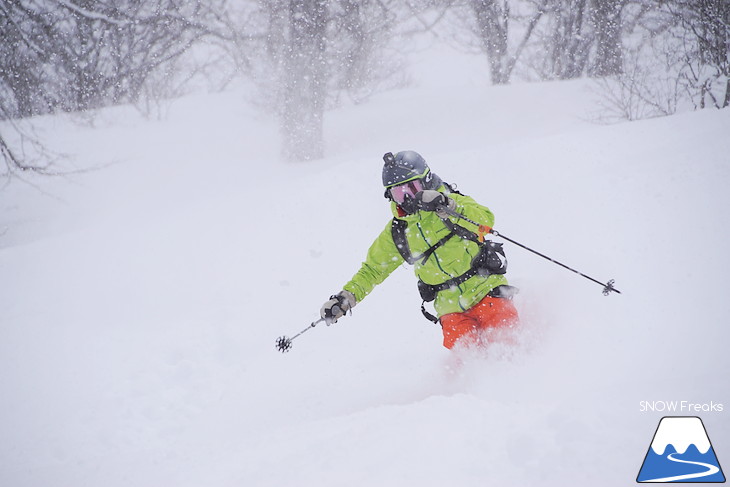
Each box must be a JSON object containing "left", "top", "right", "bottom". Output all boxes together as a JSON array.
[{"left": 389, "top": 179, "right": 424, "bottom": 204}]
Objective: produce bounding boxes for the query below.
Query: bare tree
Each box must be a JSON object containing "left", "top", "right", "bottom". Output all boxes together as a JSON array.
[
  {"left": 456, "top": 0, "right": 627, "bottom": 83},
  {"left": 252, "top": 0, "right": 404, "bottom": 161},
  {"left": 0, "top": 1, "right": 59, "bottom": 118},
  {"left": 589, "top": 0, "right": 625, "bottom": 76},
  {"left": 538, "top": 0, "right": 592, "bottom": 80},
  {"left": 282, "top": 0, "right": 328, "bottom": 160},
  {"left": 469, "top": 0, "right": 548, "bottom": 84},
  {"left": 593, "top": 0, "right": 728, "bottom": 122},
  {"left": 0, "top": 0, "right": 229, "bottom": 120},
  {"left": 592, "top": 44, "right": 681, "bottom": 121},
  {"left": 0, "top": 104, "right": 66, "bottom": 190},
  {"left": 1, "top": 0, "right": 239, "bottom": 189},
  {"left": 669, "top": 0, "right": 729, "bottom": 108}
]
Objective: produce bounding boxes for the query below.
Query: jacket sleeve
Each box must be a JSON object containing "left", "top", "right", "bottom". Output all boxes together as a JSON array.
[
  {"left": 342, "top": 220, "right": 404, "bottom": 303},
  {"left": 448, "top": 192, "right": 495, "bottom": 232}
]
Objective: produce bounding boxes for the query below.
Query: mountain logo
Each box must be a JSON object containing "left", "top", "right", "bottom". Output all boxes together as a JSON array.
[{"left": 637, "top": 416, "right": 725, "bottom": 483}]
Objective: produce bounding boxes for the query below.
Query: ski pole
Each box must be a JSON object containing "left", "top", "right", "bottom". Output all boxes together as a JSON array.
[
  {"left": 275, "top": 317, "right": 324, "bottom": 353},
  {"left": 437, "top": 205, "right": 621, "bottom": 296}
]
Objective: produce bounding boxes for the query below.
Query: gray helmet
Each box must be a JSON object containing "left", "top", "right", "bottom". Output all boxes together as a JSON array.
[{"left": 382, "top": 151, "right": 442, "bottom": 190}]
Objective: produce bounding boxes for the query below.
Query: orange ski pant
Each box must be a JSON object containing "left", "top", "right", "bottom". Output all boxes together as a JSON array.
[{"left": 440, "top": 295, "right": 519, "bottom": 349}]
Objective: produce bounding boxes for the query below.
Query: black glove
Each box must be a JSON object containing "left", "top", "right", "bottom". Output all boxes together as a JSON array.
[
  {"left": 415, "top": 190, "right": 456, "bottom": 217},
  {"left": 320, "top": 290, "right": 356, "bottom": 325}
]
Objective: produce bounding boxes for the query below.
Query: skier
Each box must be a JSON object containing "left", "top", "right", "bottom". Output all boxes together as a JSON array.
[{"left": 320, "top": 151, "right": 519, "bottom": 349}]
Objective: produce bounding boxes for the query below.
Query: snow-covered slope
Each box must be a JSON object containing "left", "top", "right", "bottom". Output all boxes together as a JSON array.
[{"left": 1, "top": 49, "right": 729, "bottom": 487}]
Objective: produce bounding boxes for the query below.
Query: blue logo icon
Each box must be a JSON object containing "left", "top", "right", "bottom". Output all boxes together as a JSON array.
[{"left": 637, "top": 416, "right": 725, "bottom": 483}]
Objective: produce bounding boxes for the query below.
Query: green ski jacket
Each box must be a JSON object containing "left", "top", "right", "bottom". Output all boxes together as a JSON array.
[{"left": 342, "top": 188, "right": 509, "bottom": 317}]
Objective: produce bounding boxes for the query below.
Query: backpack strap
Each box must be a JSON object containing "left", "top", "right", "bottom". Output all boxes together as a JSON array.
[
  {"left": 390, "top": 218, "right": 455, "bottom": 265},
  {"left": 420, "top": 302, "right": 440, "bottom": 324},
  {"left": 440, "top": 217, "right": 481, "bottom": 244},
  {"left": 425, "top": 267, "right": 481, "bottom": 294}
]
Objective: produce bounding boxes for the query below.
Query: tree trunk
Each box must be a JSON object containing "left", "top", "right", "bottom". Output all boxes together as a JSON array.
[
  {"left": 471, "top": 0, "right": 510, "bottom": 85},
  {"left": 549, "top": 0, "right": 589, "bottom": 79},
  {"left": 589, "top": 0, "right": 624, "bottom": 77},
  {"left": 281, "top": 0, "right": 328, "bottom": 161}
]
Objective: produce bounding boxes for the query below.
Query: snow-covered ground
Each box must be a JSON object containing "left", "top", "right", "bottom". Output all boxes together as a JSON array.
[{"left": 2, "top": 46, "right": 729, "bottom": 487}]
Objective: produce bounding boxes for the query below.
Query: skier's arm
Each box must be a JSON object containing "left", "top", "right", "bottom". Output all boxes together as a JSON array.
[
  {"left": 448, "top": 192, "right": 495, "bottom": 231},
  {"left": 341, "top": 221, "right": 404, "bottom": 303}
]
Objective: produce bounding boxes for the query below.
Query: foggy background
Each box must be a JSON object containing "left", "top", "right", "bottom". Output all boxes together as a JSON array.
[{"left": 2, "top": 0, "right": 728, "bottom": 169}]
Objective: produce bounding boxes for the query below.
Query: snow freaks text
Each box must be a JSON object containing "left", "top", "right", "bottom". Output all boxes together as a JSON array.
[{"left": 639, "top": 401, "right": 724, "bottom": 413}]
